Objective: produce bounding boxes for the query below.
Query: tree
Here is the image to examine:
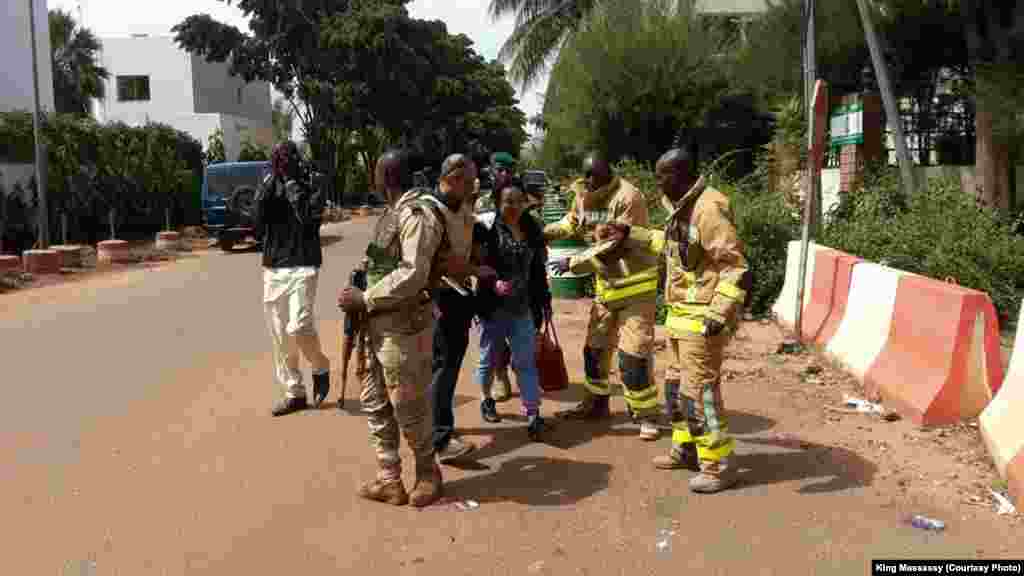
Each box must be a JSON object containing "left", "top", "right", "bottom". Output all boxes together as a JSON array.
[
  {"left": 272, "top": 98, "right": 293, "bottom": 143},
  {"left": 174, "top": 0, "right": 433, "bottom": 204},
  {"left": 404, "top": 26, "right": 529, "bottom": 170},
  {"left": 49, "top": 9, "right": 109, "bottom": 116},
  {"left": 960, "top": 1, "right": 1024, "bottom": 209},
  {"left": 488, "top": 0, "right": 600, "bottom": 90},
  {"left": 538, "top": 0, "right": 733, "bottom": 168},
  {"left": 238, "top": 137, "right": 270, "bottom": 161},
  {"left": 141, "top": 124, "right": 188, "bottom": 231},
  {"left": 206, "top": 128, "right": 226, "bottom": 164}
]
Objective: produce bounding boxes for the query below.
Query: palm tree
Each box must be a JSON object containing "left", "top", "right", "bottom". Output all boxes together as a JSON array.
[
  {"left": 488, "top": 0, "right": 602, "bottom": 91},
  {"left": 49, "top": 9, "right": 109, "bottom": 116}
]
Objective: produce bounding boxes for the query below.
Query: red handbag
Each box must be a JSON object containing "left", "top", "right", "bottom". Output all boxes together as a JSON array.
[{"left": 535, "top": 316, "right": 569, "bottom": 393}]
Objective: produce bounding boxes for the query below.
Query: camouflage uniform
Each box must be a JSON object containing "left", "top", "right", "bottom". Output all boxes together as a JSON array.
[
  {"left": 621, "top": 176, "right": 750, "bottom": 493},
  {"left": 544, "top": 176, "right": 661, "bottom": 436},
  {"left": 358, "top": 188, "right": 451, "bottom": 506}
]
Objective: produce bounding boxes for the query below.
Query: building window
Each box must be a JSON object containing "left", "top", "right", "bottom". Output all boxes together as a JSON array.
[
  {"left": 237, "top": 86, "right": 244, "bottom": 105},
  {"left": 117, "top": 76, "right": 151, "bottom": 102}
]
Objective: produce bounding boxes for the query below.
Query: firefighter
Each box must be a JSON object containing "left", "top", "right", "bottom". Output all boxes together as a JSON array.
[
  {"left": 600, "top": 147, "right": 750, "bottom": 493},
  {"left": 546, "top": 151, "right": 662, "bottom": 441}
]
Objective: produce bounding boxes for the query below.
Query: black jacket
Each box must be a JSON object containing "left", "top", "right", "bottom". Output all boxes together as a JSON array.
[
  {"left": 254, "top": 175, "right": 324, "bottom": 269},
  {"left": 474, "top": 212, "right": 552, "bottom": 328}
]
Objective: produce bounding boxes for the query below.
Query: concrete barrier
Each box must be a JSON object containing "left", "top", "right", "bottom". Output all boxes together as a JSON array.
[
  {"left": 155, "top": 231, "right": 181, "bottom": 252},
  {"left": 51, "top": 244, "right": 82, "bottom": 268},
  {"left": 97, "top": 240, "right": 131, "bottom": 264},
  {"left": 773, "top": 241, "right": 828, "bottom": 329},
  {"left": 824, "top": 263, "right": 905, "bottom": 380},
  {"left": 800, "top": 249, "right": 861, "bottom": 345},
  {"left": 980, "top": 298, "right": 1024, "bottom": 508},
  {"left": 22, "top": 249, "right": 60, "bottom": 274},
  {"left": 866, "top": 275, "right": 1003, "bottom": 425},
  {"left": 774, "top": 241, "right": 1004, "bottom": 426},
  {"left": 0, "top": 255, "right": 20, "bottom": 272}
]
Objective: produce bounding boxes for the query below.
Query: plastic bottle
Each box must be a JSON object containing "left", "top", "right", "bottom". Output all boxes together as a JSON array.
[{"left": 910, "top": 515, "right": 945, "bottom": 531}]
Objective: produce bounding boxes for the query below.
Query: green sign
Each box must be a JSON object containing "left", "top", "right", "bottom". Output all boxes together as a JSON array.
[{"left": 830, "top": 100, "right": 864, "bottom": 146}]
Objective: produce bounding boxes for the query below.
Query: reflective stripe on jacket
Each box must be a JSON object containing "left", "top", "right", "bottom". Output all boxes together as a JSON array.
[
  {"left": 623, "top": 177, "right": 750, "bottom": 335},
  {"left": 543, "top": 176, "right": 659, "bottom": 305}
]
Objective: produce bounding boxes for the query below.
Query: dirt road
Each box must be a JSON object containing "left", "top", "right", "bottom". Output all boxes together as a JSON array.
[{"left": 1, "top": 219, "right": 1018, "bottom": 575}]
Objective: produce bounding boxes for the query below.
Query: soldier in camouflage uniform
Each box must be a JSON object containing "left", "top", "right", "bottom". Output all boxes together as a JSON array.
[{"left": 337, "top": 151, "right": 475, "bottom": 507}]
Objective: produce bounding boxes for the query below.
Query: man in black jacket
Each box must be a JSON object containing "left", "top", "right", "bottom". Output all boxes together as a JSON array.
[{"left": 255, "top": 141, "right": 331, "bottom": 416}]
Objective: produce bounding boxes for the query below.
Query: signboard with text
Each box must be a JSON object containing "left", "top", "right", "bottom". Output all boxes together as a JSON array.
[{"left": 830, "top": 99, "right": 864, "bottom": 146}]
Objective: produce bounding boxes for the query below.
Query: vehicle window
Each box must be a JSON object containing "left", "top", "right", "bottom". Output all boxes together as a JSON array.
[{"left": 206, "top": 166, "right": 267, "bottom": 202}]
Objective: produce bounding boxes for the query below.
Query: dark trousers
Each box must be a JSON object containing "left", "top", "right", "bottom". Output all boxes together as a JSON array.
[{"left": 431, "top": 288, "right": 474, "bottom": 451}]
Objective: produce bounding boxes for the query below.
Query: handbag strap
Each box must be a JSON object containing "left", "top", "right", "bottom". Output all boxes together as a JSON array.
[{"left": 544, "top": 315, "right": 561, "bottom": 348}]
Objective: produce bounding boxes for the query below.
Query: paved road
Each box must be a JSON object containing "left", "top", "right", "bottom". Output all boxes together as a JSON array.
[{"left": 0, "top": 219, "right": 1016, "bottom": 575}]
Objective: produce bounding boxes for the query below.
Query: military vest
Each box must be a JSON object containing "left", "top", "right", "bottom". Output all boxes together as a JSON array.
[{"left": 365, "top": 188, "right": 449, "bottom": 287}]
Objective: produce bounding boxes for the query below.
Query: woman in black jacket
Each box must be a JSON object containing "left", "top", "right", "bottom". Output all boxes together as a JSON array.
[{"left": 474, "top": 178, "right": 553, "bottom": 440}]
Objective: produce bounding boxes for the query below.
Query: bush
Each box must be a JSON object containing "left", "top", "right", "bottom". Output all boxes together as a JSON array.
[
  {"left": 723, "top": 176, "right": 800, "bottom": 316},
  {"left": 0, "top": 111, "right": 203, "bottom": 244},
  {"left": 822, "top": 169, "right": 1024, "bottom": 322}
]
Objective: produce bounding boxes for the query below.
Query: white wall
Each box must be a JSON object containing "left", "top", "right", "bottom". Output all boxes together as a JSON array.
[
  {"left": 94, "top": 34, "right": 194, "bottom": 125},
  {"left": 696, "top": 0, "right": 767, "bottom": 13},
  {"left": 819, "top": 165, "right": 1024, "bottom": 210},
  {"left": 0, "top": 0, "right": 56, "bottom": 114}
]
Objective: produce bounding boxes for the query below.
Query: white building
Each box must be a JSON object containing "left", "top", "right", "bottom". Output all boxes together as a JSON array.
[
  {"left": 93, "top": 33, "right": 273, "bottom": 162},
  {"left": 696, "top": 0, "right": 768, "bottom": 14},
  {"left": 0, "top": 0, "right": 56, "bottom": 114}
]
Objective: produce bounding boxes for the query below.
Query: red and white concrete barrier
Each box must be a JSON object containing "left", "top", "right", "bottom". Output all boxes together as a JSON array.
[
  {"left": 22, "top": 249, "right": 60, "bottom": 274},
  {"left": 980, "top": 298, "right": 1024, "bottom": 508},
  {"left": 825, "top": 262, "right": 906, "bottom": 381},
  {"left": 0, "top": 255, "right": 20, "bottom": 273},
  {"left": 97, "top": 240, "right": 131, "bottom": 264},
  {"left": 774, "top": 241, "right": 1004, "bottom": 426},
  {"left": 866, "top": 275, "right": 1003, "bottom": 425},
  {"left": 772, "top": 241, "right": 828, "bottom": 329}
]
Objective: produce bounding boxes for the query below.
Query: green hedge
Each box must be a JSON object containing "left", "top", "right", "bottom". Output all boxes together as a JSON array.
[
  {"left": 822, "top": 168, "right": 1024, "bottom": 323},
  {"left": 0, "top": 111, "right": 204, "bottom": 244}
]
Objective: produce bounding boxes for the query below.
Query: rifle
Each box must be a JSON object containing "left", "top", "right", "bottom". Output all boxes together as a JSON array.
[{"left": 339, "top": 258, "right": 368, "bottom": 411}]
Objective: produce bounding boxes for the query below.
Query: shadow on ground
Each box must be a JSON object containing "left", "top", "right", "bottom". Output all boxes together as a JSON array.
[
  {"left": 734, "top": 436, "right": 877, "bottom": 494},
  {"left": 442, "top": 455, "right": 611, "bottom": 507}
]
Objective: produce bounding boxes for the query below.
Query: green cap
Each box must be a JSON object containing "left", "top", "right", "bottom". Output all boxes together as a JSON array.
[{"left": 491, "top": 151, "right": 516, "bottom": 168}]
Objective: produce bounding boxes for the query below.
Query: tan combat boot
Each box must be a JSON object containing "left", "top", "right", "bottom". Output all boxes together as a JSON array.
[
  {"left": 689, "top": 458, "right": 738, "bottom": 493},
  {"left": 358, "top": 479, "right": 409, "bottom": 506},
  {"left": 652, "top": 443, "right": 700, "bottom": 471},
  {"left": 493, "top": 367, "right": 511, "bottom": 402},
  {"left": 409, "top": 457, "right": 443, "bottom": 507}
]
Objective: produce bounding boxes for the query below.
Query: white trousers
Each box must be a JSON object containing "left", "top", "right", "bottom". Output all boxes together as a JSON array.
[{"left": 263, "top": 267, "right": 330, "bottom": 399}]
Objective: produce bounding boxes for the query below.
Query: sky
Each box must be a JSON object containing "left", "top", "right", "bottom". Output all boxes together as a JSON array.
[{"left": 49, "top": 0, "right": 550, "bottom": 138}]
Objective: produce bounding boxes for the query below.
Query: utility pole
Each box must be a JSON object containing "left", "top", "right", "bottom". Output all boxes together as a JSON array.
[
  {"left": 28, "top": 0, "right": 50, "bottom": 248},
  {"left": 793, "top": 0, "right": 816, "bottom": 344},
  {"left": 855, "top": 0, "right": 916, "bottom": 198}
]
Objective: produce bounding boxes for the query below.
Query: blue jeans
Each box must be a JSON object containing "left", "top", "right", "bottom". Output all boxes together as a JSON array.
[{"left": 476, "top": 310, "right": 542, "bottom": 415}]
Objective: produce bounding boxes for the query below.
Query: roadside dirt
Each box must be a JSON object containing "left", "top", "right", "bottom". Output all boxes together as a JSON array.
[{"left": 551, "top": 298, "right": 1020, "bottom": 526}]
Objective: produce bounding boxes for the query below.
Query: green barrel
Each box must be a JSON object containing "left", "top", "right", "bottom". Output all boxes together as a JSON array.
[{"left": 548, "top": 245, "right": 591, "bottom": 300}]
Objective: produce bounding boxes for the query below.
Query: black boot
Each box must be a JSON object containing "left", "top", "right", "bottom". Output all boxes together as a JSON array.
[
  {"left": 481, "top": 398, "right": 501, "bottom": 423},
  {"left": 312, "top": 371, "right": 330, "bottom": 408},
  {"left": 527, "top": 414, "right": 547, "bottom": 441}
]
